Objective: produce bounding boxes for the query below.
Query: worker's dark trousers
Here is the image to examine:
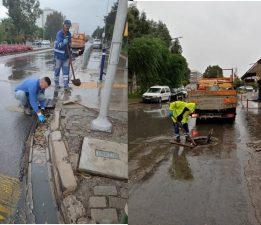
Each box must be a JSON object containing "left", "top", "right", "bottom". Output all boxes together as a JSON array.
[{"left": 173, "top": 122, "right": 189, "bottom": 138}]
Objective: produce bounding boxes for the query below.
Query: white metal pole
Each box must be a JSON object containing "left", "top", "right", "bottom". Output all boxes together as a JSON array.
[{"left": 91, "top": 0, "right": 127, "bottom": 132}]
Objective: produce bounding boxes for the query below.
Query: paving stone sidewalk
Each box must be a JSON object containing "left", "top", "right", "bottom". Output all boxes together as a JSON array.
[{"left": 57, "top": 102, "right": 128, "bottom": 224}]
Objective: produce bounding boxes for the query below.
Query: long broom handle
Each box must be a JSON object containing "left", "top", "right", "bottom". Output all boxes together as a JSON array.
[{"left": 66, "top": 43, "right": 76, "bottom": 80}]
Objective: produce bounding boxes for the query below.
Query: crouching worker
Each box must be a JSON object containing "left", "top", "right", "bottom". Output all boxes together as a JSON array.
[
  {"left": 169, "top": 101, "right": 196, "bottom": 143},
  {"left": 15, "top": 77, "right": 51, "bottom": 123}
]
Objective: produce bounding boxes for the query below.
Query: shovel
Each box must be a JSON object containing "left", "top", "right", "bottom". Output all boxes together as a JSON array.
[{"left": 66, "top": 44, "right": 81, "bottom": 86}]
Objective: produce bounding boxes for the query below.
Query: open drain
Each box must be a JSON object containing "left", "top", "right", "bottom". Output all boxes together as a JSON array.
[
  {"left": 193, "top": 136, "right": 219, "bottom": 147},
  {"left": 0, "top": 174, "right": 20, "bottom": 222}
]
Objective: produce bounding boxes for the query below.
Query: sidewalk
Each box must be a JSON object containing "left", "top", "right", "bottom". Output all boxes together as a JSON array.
[{"left": 28, "top": 50, "right": 128, "bottom": 223}]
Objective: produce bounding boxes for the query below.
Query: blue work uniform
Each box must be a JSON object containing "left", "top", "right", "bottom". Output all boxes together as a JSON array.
[
  {"left": 15, "top": 79, "right": 46, "bottom": 113},
  {"left": 54, "top": 29, "right": 72, "bottom": 88}
]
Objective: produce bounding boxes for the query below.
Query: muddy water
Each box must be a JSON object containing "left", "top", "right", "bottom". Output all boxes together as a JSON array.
[{"left": 129, "top": 102, "right": 259, "bottom": 225}]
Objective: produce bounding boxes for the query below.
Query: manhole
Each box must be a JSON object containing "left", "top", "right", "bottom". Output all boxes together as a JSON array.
[
  {"left": 0, "top": 174, "right": 20, "bottom": 222},
  {"left": 193, "top": 136, "right": 219, "bottom": 146}
]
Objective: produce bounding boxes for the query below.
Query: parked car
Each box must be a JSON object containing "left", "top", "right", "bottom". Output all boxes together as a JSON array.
[
  {"left": 245, "top": 85, "right": 254, "bottom": 92},
  {"left": 170, "top": 88, "right": 184, "bottom": 101},
  {"left": 142, "top": 86, "right": 171, "bottom": 103},
  {"left": 32, "top": 40, "right": 41, "bottom": 47},
  {"left": 93, "top": 39, "right": 102, "bottom": 49},
  {"left": 41, "top": 40, "right": 50, "bottom": 46},
  {"left": 237, "top": 85, "right": 254, "bottom": 93},
  {"left": 178, "top": 87, "right": 188, "bottom": 98}
]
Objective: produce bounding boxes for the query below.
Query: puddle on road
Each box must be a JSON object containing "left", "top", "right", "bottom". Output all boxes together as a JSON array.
[
  {"left": 129, "top": 104, "right": 259, "bottom": 225},
  {"left": 0, "top": 51, "right": 53, "bottom": 82}
]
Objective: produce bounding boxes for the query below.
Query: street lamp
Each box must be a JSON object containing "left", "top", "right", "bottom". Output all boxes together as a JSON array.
[{"left": 171, "top": 36, "right": 183, "bottom": 41}]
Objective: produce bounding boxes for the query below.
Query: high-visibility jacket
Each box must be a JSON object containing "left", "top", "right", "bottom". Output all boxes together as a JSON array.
[
  {"left": 54, "top": 29, "right": 72, "bottom": 60},
  {"left": 169, "top": 101, "right": 196, "bottom": 124}
]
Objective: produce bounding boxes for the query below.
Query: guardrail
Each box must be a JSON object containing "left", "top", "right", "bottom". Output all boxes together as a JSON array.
[{"left": 239, "top": 93, "right": 260, "bottom": 109}]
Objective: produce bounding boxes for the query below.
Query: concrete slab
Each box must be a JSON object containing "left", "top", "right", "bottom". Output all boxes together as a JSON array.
[
  {"left": 91, "top": 208, "right": 118, "bottom": 224},
  {"left": 108, "top": 196, "right": 127, "bottom": 209},
  {"left": 79, "top": 137, "right": 128, "bottom": 179},
  {"left": 89, "top": 196, "right": 107, "bottom": 208},
  {"left": 94, "top": 186, "right": 118, "bottom": 196}
]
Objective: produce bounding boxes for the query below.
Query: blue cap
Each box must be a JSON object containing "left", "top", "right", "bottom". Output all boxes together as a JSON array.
[{"left": 64, "top": 20, "right": 72, "bottom": 26}]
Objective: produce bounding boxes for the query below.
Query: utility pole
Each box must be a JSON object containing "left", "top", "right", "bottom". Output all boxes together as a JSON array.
[
  {"left": 99, "top": 0, "right": 110, "bottom": 81},
  {"left": 91, "top": 0, "right": 127, "bottom": 132}
]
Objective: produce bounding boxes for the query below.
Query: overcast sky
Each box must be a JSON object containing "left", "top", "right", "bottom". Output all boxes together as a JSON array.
[
  {"left": 0, "top": 0, "right": 117, "bottom": 35},
  {"left": 135, "top": 1, "right": 261, "bottom": 77}
]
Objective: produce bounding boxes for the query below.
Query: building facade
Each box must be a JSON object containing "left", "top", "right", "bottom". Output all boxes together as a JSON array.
[{"left": 190, "top": 70, "right": 203, "bottom": 83}]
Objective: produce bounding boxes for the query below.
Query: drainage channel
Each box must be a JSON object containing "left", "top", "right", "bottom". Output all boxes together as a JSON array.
[
  {"left": 30, "top": 100, "right": 58, "bottom": 223},
  {"left": 31, "top": 161, "right": 58, "bottom": 223}
]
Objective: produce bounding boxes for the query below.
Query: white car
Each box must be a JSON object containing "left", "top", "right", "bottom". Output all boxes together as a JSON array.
[
  {"left": 41, "top": 40, "right": 50, "bottom": 46},
  {"left": 93, "top": 39, "right": 102, "bottom": 49},
  {"left": 245, "top": 86, "right": 254, "bottom": 92},
  {"left": 142, "top": 86, "right": 171, "bottom": 103}
]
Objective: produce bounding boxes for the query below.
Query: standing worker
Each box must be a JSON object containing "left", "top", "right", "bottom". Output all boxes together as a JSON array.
[
  {"left": 54, "top": 20, "right": 72, "bottom": 91},
  {"left": 169, "top": 101, "right": 196, "bottom": 143},
  {"left": 15, "top": 77, "right": 51, "bottom": 123}
]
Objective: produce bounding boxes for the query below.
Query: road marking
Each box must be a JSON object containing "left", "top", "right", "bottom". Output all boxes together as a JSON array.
[{"left": 0, "top": 174, "right": 20, "bottom": 222}]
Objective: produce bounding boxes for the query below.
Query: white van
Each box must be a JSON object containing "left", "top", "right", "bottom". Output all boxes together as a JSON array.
[{"left": 142, "top": 86, "right": 171, "bottom": 103}]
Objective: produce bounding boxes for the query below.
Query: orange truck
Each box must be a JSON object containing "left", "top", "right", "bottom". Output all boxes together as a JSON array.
[
  {"left": 71, "top": 32, "right": 86, "bottom": 55},
  {"left": 188, "top": 77, "right": 238, "bottom": 121},
  {"left": 70, "top": 23, "right": 87, "bottom": 55}
]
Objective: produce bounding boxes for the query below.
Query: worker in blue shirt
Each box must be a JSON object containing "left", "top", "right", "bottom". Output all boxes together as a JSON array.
[
  {"left": 15, "top": 77, "right": 51, "bottom": 122},
  {"left": 54, "top": 19, "right": 72, "bottom": 91}
]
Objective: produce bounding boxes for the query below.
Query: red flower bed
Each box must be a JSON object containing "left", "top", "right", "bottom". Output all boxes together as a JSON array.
[{"left": 0, "top": 44, "right": 33, "bottom": 55}]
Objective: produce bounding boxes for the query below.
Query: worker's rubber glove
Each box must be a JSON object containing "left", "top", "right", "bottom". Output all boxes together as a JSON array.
[
  {"left": 63, "top": 38, "right": 68, "bottom": 45},
  {"left": 37, "top": 113, "right": 46, "bottom": 123},
  {"left": 41, "top": 108, "right": 48, "bottom": 115},
  {"left": 177, "top": 114, "right": 183, "bottom": 122},
  {"left": 168, "top": 112, "right": 173, "bottom": 117}
]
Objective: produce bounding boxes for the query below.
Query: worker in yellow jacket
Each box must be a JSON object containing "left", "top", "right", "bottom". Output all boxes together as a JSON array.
[{"left": 169, "top": 101, "right": 196, "bottom": 142}]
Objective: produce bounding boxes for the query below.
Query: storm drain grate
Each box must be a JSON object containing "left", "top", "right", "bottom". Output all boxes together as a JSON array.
[{"left": 0, "top": 174, "right": 20, "bottom": 222}]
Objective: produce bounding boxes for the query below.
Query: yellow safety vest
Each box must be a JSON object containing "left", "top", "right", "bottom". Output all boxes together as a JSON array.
[{"left": 169, "top": 101, "right": 196, "bottom": 124}]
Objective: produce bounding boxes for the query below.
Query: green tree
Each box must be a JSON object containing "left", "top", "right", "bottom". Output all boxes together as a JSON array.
[
  {"left": 203, "top": 65, "right": 223, "bottom": 78},
  {"left": 152, "top": 20, "right": 171, "bottom": 47},
  {"left": 170, "top": 39, "right": 182, "bottom": 54},
  {"left": 104, "top": 1, "right": 118, "bottom": 43},
  {"left": 129, "top": 37, "right": 169, "bottom": 92},
  {"left": 2, "top": 0, "right": 42, "bottom": 40},
  {"left": 233, "top": 77, "right": 243, "bottom": 89},
  {"left": 33, "top": 26, "right": 44, "bottom": 40},
  {"left": 128, "top": 4, "right": 171, "bottom": 47},
  {"left": 0, "top": 18, "right": 16, "bottom": 43},
  {"left": 166, "top": 53, "right": 188, "bottom": 87},
  {"left": 45, "top": 11, "right": 64, "bottom": 41},
  {"left": 128, "top": 4, "right": 140, "bottom": 42},
  {"left": 92, "top": 26, "right": 104, "bottom": 39}
]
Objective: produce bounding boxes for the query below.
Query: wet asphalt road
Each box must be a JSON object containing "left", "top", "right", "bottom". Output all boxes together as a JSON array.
[
  {"left": 129, "top": 98, "right": 261, "bottom": 225},
  {"left": 0, "top": 50, "right": 54, "bottom": 178}
]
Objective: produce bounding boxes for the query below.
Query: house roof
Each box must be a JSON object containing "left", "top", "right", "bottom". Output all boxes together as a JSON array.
[{"left": 241, "top": 59, "right": 261, "bottom": 80}]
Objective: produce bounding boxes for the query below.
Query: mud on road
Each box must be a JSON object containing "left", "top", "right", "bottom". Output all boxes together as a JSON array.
[{"left": 128, "top": 101, "right": 261, "bottom": 225}]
